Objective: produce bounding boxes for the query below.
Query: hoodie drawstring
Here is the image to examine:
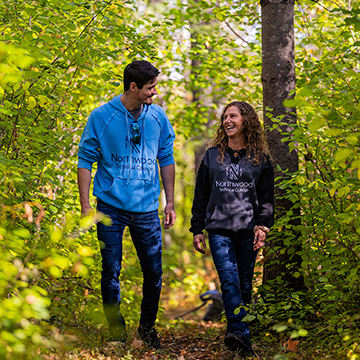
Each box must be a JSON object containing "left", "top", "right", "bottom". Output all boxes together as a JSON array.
[
  {"left": 126, "top": 111, "right": 132, "bottom": 185},
  {"left": 142, "top": 117, "right": 151, "bottom": 182}
]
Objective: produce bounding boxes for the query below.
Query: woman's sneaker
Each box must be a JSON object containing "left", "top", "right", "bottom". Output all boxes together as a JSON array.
[
  {"left": 137, "top": 325, "right": 162, "bottom": 350},
  {"left": 224, "top": 332, "right": 254, "bottom": 355}
]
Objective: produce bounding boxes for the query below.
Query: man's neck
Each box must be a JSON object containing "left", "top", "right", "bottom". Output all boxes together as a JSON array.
[{"left": 121, "top": 92, "right": 141, "bottom": 111}]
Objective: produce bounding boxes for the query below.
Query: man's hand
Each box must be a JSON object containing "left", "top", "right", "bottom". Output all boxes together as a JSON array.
[
  {"left": 81, "top": 204, "right": 94, "bottom": 217},
  {"left": 253, "top": 229, "right": 266, "bottom": 251},
  {"left": 160, "top": 164, "right": 176, "bottom": 229},
  {"left": 193, "top": 234, "right": 207, "bottom": 254},
  {"left": 164, "top": 202, "right": 176, "bottom": 229}
]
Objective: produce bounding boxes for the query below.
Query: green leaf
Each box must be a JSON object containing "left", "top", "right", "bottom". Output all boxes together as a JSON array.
[
  {"left": 273, "top": 324, "right": 288, "bottom": 333},
  {"left": 12, "top": 228, "right": 30, "bottom": 239},
  {"left": 28, "top": 97, "right": 36, "bottom": 109},
  {"left": 242, "top": 314, "right": 256, "bottom": 322},
  {"left": 298, "top": 87, "right": 313, "bottom": 97},
  {"left": 334, "top": 148, "right": 352, "bottom": 162},
  {"left": 274, "top": 355, "right": 289, "bottom": 360},
  {"left": 309, "top": 117, "right": 325, "bottom": 130},
  {"left": 298, "top": 329, "right": 308, "bottom": 337},
  {"left": 283, "top": 99, "right": 297, "bottom": 108}
]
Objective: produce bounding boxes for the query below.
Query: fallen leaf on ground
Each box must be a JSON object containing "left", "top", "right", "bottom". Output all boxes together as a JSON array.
[
  {"left": 131, "top": 338, "right": 143, "bottom": 349},
  {"left": 285, "top": 338, "right": 299, "bottom": 352}
]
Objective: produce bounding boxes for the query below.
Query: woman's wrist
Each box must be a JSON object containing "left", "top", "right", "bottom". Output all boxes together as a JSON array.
[{"left": 254, "top": 225, "right": 270, "bottom": 234}]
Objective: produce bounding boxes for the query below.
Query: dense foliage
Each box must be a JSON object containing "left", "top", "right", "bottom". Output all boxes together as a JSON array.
[{"left": 0, "top": 0, "right": 359, "bottom": 359}]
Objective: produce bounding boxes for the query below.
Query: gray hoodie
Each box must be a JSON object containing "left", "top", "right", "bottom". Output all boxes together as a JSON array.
[{"left": 190, "top": 146, "right": 274, "bottom": 236}]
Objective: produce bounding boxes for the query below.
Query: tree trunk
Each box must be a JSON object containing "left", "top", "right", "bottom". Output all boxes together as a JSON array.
[{"left": 261, "top": 0, "right": 305, "bottom": 290}]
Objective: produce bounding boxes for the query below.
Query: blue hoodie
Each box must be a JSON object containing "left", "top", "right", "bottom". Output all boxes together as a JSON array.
[{"left": 78, "top": 95, "right": 175, "bottom": 213}]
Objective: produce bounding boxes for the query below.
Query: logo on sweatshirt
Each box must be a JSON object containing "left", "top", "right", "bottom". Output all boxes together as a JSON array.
[
  {"left": 215, "top": 164, "right": 253, "bottom": 193},
  {"left": 111, "top": 153, "right": 156, "bottom": 171},
  {"left": 225, "top": 164, "right": 242, "bottom": 181}
]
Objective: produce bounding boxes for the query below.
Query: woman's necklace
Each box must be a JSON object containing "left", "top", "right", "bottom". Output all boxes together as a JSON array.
[
  {"left": 228, "top": 147, "right": 245, "bottom": 164},
  {"left": 233, "top": 149, "right": 241, "bottom": 158}
]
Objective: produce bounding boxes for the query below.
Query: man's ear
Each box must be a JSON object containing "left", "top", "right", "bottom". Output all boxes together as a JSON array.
[{"left": 129, "top": 82, "right": 138, "bottom": 92}]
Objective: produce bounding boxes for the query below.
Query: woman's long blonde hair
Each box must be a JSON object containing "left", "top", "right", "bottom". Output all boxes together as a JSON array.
[{"left": 210, "top": 101, "right": 270, "bottom": 164}]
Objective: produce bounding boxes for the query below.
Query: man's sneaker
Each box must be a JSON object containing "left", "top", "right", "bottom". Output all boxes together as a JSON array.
[
  {"left": 137, "top": 325, "right": 162, "bottom": 350},
  {"left": 108, "top": 324, "right": 127, "bottom": 343},
  {"left": 224, "top": 332, "right": 254, "bottom": 355}
]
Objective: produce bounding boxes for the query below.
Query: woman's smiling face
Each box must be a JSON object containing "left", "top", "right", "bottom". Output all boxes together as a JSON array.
[{"left": 222, "top": 106, "right": 244, "bottom": 140}]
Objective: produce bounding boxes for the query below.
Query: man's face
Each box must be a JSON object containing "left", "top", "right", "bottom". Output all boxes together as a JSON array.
[{"left": 134, "top": 78, "right": 158, "bottom": 105}]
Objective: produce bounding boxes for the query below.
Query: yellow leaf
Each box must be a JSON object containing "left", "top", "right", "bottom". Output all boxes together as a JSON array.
[
  {"left": 28, "top": 96, "right": 36, "bottom": 108},
  {"left": 298, "top": 176, "right": 305, "bottom": 185},
  {"left": 80, "top": 214, "right": 95, "bottom": 229},
  {"left": 38, "top": 95, "right": 48, "bottom": 105},
  {"left": 52, "top": 255, "right": 69, "bottom": 269},
  {"left": 50, "top": 229, "right": 63, "bottom": 242},
  {"left": 49, "top": 266, "right": 62, "bottom": 278},
  {"left": 78, "top": 246, "right": 93, "bottom": 257}
]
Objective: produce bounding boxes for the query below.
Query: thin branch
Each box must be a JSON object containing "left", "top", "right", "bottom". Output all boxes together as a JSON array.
[
  {"left": 174, "top": 302, "right": 207, "bottom": 319},
  {"left": 224, "top": 20, "right": 250, "bottom": 45},
  {"left": 60, "top": 0, "right": 113, "bottom": 59},
  {"left": 28, "top": 0, "right": 113, "bottom": 91},
  {"left": 310, "top": 0, "right": 332, "bottom": 12},
  {"left": 71, "top": 280, "right": 94, "bottom": 291}
]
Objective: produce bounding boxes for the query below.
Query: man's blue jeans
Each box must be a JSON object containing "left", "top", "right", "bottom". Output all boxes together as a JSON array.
[
  {"left": 208, "top": 231, "right": 258, "bottom": 340},
  {"left": 96, "top": 200, "right": 163, "bottom": 329}
]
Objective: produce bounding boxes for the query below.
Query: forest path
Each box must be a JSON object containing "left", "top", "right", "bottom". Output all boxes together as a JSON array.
[
  {"left": 40, "top": 303, "right": 337, "bottom": 360},
  {"left": 40, "top": 315, "right": 317, "bottom": 360}
]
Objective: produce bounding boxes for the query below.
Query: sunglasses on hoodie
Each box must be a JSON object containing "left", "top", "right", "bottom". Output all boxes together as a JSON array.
[{"left": 131, "top": 120, "right": 141, "bottom": 144}]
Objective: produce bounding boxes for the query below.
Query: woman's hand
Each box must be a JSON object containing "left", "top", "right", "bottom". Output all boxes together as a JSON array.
[
  {"left": 193, "top": 234, "right": 207, "bottom": 254},
  {"left": 253, "top": 229, "right": 266, "bottom": 251}
]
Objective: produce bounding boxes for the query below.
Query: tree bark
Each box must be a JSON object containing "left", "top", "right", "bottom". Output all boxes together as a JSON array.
[{"left": 261, "top": 0, "right": 305, "bottom": 290}]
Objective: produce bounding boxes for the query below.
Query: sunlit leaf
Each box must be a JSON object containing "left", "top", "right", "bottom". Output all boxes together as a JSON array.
[{"left": 334, "top": 148, "right": 352, "bottom": 162}]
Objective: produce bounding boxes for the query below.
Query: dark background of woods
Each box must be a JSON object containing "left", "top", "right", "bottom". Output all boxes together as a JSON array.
[{"left": 0, "top": 0, "right": 360, "bottom": 358}]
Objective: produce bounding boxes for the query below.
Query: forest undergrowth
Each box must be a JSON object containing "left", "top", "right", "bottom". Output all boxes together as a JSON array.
[
  {"left": 1, "top": 0, "right": 360, "bottom": 359},
  {"left": 38, "top": 306, "right": 356, "bottom": 360}
]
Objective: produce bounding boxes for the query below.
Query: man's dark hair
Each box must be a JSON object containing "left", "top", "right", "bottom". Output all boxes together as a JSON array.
[{"left": 124, "top": 60, "right": 160, "bottom": 91}]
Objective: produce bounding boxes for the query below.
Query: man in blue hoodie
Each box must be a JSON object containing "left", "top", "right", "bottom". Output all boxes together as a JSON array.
[{"left": 77, "top": 60, "right": 176, "bottom": 350}]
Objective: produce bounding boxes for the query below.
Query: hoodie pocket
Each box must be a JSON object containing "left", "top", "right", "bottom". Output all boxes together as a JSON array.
[
  {"left": 206, "top": 203, "right": 253, "bottom": 231},
  {"left": 101, "top": 177, "right": 116, "bottom": 193}
]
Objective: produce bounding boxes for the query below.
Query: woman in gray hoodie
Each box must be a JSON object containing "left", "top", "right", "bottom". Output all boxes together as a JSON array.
[{"left": 190, "top": 101, "right": 274, "bottom": 355}]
